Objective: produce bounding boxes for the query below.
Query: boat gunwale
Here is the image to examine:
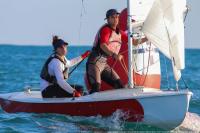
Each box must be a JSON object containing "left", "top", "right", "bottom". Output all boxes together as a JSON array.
[{"left": 0, "top": 88, "right": 193, "bottom": 104}]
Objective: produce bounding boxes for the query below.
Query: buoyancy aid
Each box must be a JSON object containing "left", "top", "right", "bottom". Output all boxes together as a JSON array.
[
  {"left": 40, "top": 53, "right": 68, "bottom": 83},
  {"left": 92, "top": 24, "right": 122, "bottom": 57}
]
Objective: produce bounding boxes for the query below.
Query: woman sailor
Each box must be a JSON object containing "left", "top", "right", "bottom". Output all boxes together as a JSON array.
[{"left": 40, "top": 36, "right": 90, "bottom": 98}]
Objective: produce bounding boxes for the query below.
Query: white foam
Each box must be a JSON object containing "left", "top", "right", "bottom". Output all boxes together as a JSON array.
[{"left": 173, "top": 112, "right": 200, "bottom": 132}]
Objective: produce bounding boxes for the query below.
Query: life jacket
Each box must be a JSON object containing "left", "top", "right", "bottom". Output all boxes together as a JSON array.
[
  {"left": 40, "top": 53, "right": 68, "bottom": 83},
  {"left": 92, "top": 24, "right": 122, "bottom": 57}
]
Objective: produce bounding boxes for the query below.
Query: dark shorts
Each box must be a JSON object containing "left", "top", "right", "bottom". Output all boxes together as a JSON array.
[{"left": 42, "top": 84, "right": 83, "bottom": 98}]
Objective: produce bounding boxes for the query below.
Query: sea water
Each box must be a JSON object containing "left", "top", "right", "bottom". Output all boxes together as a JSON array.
[{"left": 0, "top": 45, "right": 199, "bottom": 132}]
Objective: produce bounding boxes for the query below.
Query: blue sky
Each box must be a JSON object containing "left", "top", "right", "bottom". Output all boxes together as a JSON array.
[{"left": 0, "top": 0, "right": 199, "bottom": 48}]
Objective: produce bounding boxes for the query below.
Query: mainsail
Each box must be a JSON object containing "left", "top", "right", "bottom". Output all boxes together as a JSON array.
[{"left": 142, "top": 0, "right": 186, "bottom": 81}]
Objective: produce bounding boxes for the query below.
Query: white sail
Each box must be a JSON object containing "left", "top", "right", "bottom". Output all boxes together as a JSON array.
[
  {"left": 130, "top": 0, "right": 155, "bottom": 21},
  {"left": 129, "top": 0, "right": 155, "bottom": 30},
  {"left": 142, "top": 0, "right": 186, "bottom": 81}
]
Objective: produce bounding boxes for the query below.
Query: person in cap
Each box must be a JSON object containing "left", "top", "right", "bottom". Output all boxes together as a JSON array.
[
  {"left": 40, "top": 36, "right": 90, "bottom": 98},
  {"left": 86, "top": 9, "right": 147, "bottom": 94}
]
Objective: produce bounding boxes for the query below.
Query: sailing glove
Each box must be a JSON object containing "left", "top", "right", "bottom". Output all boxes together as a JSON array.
[
  {"left": 81, "top": 50, "right": 91, "bottom": 59},
  {"left": 73, "top": 90, "right": 81, "bottom": 97}
]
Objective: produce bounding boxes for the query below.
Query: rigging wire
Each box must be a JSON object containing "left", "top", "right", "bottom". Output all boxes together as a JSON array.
[
  {"left": 78, "top": 0, "right": 86, "bottom": 44},
  {"left": 181, "top": 76, "right": 189, "bottom": 89},
  {"left": 164, "top": 55, "right": 170, "bottom": 90},
  {"left": 175, "top": 4, "right": 190, "bottom": 90},
  {"left": 68, "top": 0, "right": 87, "bottom": 79},
  {"left": 181, "top": 5, "right": 190, "bottom": 90},
  {"left": 184, "top": 5, "right": 190, "bottom": 22}
]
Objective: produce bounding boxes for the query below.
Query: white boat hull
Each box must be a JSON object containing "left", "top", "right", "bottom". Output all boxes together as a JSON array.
[
  {"left": 138, "top": 90, "right": 192, "bottom": 129},
  {"left": 0, "top": 88, "right": 192, "bottom": 130}
]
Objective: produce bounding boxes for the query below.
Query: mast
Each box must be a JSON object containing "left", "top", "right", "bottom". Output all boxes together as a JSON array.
[{"left": 127, "top": 0, "right": 134, "bottom": 88}]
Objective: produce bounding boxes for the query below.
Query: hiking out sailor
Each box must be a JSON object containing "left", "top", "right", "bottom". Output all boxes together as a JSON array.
[
  {"left": 86, "top": 9, "right": 147, "bottom": 94},
  {"left": 40, "top": 36, "right": 90, "bottom": 98}
]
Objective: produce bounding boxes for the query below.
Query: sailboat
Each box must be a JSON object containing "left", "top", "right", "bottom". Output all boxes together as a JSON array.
[{"left": 0, "top": 0, "right": 192, "bottom": 130}]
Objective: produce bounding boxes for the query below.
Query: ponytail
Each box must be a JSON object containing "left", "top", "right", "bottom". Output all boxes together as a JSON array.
[{"left": 52, "top": 35, "right": 59, "bottom": 45}]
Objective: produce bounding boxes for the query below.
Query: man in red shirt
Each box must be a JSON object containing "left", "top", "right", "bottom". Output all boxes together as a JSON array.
[{"left": 86, "top": 9, "right": 147, "bottom": 94}]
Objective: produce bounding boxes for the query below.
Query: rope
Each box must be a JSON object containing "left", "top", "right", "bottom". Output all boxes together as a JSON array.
[
  {"left": 119, "top": 58, "right": 128, "bottom": 76},
  {"left": 110, "top": 55, "right": 128, "bottom": 75},
  {"left": 138, "top": 41, "right": 145, "bottom": 85},
  {"left": 133, "top": 49, "right": 138, "bottom": 85},
  {"left": 141, "top": 42, "right": 151, "bottom": 86},
  {"left": 110, "top": 59, "right": 118, "bottom": 68}
]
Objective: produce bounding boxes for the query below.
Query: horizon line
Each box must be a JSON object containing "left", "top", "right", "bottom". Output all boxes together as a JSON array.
[
  {"left": 0, "top": 43, "right": 200, "bottom": 49},
  {"left": 0, "top": 43, "right": 92, "bottom": 47}
]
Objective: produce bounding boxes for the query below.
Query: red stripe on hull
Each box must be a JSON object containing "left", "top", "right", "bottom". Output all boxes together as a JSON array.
[{"left": 0, "top": 98, "right": 144, "bottom": 121}]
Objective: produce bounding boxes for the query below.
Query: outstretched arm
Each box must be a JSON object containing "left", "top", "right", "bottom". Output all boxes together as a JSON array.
[
  {"left": 66, "top": 51, "right": 90, "bottom": 68},
  {"left": 132, "top": 37, "right": 148, "bottom": 45},
  {"left": 121, "top": 30, "right": 148, "bottom": 46}
]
